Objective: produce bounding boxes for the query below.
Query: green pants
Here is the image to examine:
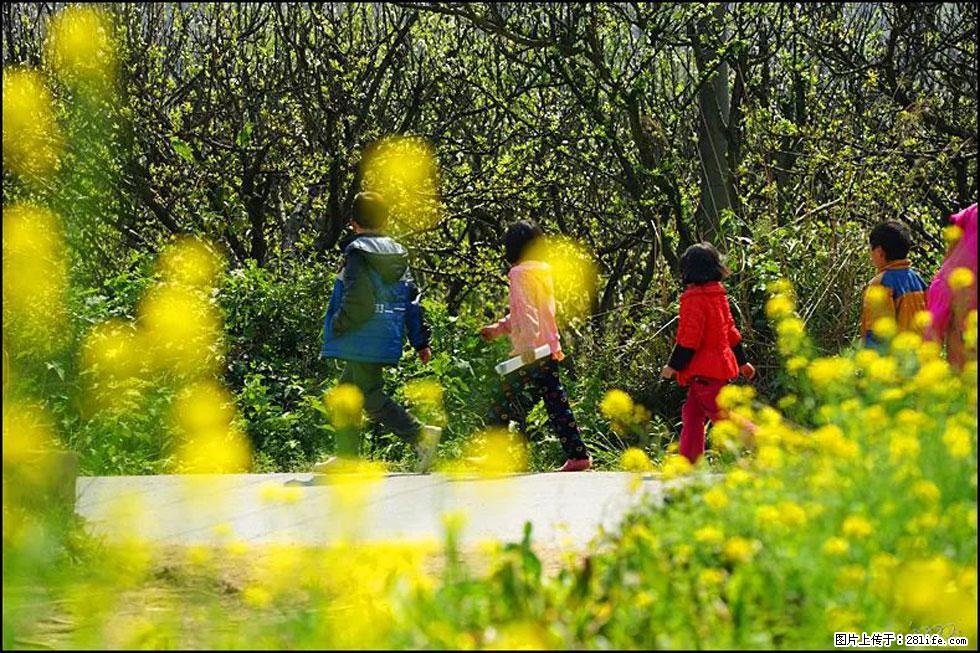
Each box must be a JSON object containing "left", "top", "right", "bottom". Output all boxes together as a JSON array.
[{"left": 335, "top": 361, "right": 421, "bottom": 457}]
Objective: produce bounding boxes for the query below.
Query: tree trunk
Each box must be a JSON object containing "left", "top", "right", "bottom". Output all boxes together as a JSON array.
[{"left": 691, "top": 3, "right": 733, "bottom": 247}]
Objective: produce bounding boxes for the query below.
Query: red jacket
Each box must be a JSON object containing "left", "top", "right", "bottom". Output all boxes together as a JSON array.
[{"left": 674, "top": 282, "right": 741, "bottom": 386}]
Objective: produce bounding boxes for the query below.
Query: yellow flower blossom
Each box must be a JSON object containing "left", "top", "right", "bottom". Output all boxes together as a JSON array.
[
  {"left": 621, "top": 447, "right": 652, "bottom": 472},
  {"left": 765, "top": 294, "right": 794, "bottom": 319},
  {"left": 786, "top": 356, "right": 808, "bottom": 373},
  {"left": 912, "top": 310, "right": 933, "bottom": 333},
  {"left": 911, "top": 480, "right": 940, "bottom": 503},
  {"left": 943, "top": 224, "right": 963, "bottom": 245},
  {"left": 2, "top": 204, "right": 69, "bottom": 350},
  {"left": 948, "top": 267, "right": 975, "bottom": 290},
  {"left": 3, "top": 68, "right": 63, "bottom": 179},
  {"left": 889, "top": 434, "right": 920, "bottom": 464},
  {"left": 756, "top": 505, "right": 780, "bottom": 527},
  {"left": 660, "top": 453, "right": 694, "bottom": 479},
  {"left": 45, "top": 5, "right": 117, "bottom": 88},
  {"left": 698, "top": 568, "right": 726, "bottom": 588},
  {"left": 324, "top": 384, "right": 364, "bottom": 429},
  {"left": 842, "top": 515, "right": 873, "bottom": 539},
  {"left": 600, "top": 389, "right": 634, "bottom": 423},
  {"left": 723, "top": 537, "right": 758, "bottom": 564},
  {"left": 807, "top": 357, "right": 855, "bottom": 391},
  {"left": 777, "top": 501, "right": 808, "bottom": 528},
  {"left": 823, "top": 537, "right": 850, "bottom": 556},
  {"left": 943, "top": 425, "right": 972, "bottom": 459},
  {"left": 913, "top": 359, "right": 948, "bottom": 390},
  {"left": 694, "top": 525, "right": 724, "bottom": 545},
  {"left": 703, "top": 486, "right": 729, "bottom": 510},
  {"left": 872, "top": 317, "right": 898, "bottom": 340}
]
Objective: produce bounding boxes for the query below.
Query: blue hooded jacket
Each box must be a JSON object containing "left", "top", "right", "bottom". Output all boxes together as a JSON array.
[{"left": 321, "top": 234, "right": 429, "bottom": 364}]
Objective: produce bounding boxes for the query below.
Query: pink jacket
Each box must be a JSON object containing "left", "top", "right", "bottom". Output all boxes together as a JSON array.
[
  {"left": 927, "top": 203, "right": 977, "bottom": 339},
  {"left": 486, "top": 261, "right": 564, "bottom": 359}
]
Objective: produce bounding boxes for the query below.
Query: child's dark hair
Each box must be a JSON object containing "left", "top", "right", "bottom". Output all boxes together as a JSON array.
[
  {"left": 679, "top": 242, "right": 730, "bottom": 285},
  {"left": 869, "top": 220, "right": 912, "bottom": 261},
  {"left": 504, "top": 220, "right": 544, "bottom": 265},
  {"left": 352, "top": 191, "right": 388, "bottom": 230}
]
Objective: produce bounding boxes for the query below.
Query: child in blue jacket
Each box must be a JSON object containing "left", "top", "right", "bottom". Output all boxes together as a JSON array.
[{"left": 318, "top": 191, "right": 441, "bottom": 472}]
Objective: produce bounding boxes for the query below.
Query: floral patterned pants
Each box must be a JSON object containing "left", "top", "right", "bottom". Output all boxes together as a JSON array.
[{"left": 485, "top": 357, "right": 589, "bottom": 460}]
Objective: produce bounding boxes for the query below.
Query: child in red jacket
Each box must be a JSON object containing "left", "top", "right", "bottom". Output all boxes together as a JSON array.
[{"left": 661, "top": 243, "right": 755, "bottom": 464}]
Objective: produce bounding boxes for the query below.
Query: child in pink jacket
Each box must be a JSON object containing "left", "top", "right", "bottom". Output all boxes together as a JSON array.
[
  {"left": 480, "top": 221, "right": 592, "bottom": 472},
  {"left": 926, "top": 202, "right": 977, "bottom": 369}
]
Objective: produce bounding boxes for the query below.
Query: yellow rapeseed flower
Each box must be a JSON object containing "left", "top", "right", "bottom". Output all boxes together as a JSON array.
[
  {"left": 889, "top": 434, "right": 920, "bottom": 464},
  {"left": 807, "top": 357, "right": 855, "bottom": 391},
  {"left": 717, "top": 385, "right": 755, "bottom": 411},
  {"left": 812, "top": 424, "right": 859, "bottom": 460},
  {"left": 867, "top": 357, "right": 898, "bottom": 383},
  {"left": 912, "top": 480, "right": 941, "bottom": 503},
  {"left": 2, "top": 204, "right": 69, "bottom": 350},
  {"left": 855, "top": 348, "right": 880, "bottom": 369},
  {"left": 842, "top": 515, "right": 873, "bottom": 538},
  {"left": 948, "top": 267, "right": 975, "bottom": 291},
  {"left": 943, "top": 224, "right": 963, "bottom": 245},
  {"left": 324, "top": 383, "right": 364, "bottom": 429},
  {"left": 157, "top": 236, "right": 222, "bottom": 289},
  {"left": 913, "top": 359, "right": 948, "bottom": 391},
  {"left": 694, "top": 525, "right": 724, "bottom": 545},
  {"left": 765, "top": 294, "right": 794, "bottom": 319},
  {"left": 2, "top": 69, "right": 63, "bottom": 179},
  {"left": 755, "top": 445, "right": 783, "bottom": 470},
  {"left": 45, "top": 5, "right": 117, "bottom": 88},
  {"left": 942, "top": 425, "right": 972, "bottom": 459},
  {"left": 526, "top": 236, "right": 599, "bottom": 321},
  {"left": 703, "top": 486, "right": 729, "bottom": 510},
  {"left": 698, "top": 568, "right": 726, "bottom": 588},
  {"left": 777, "top": 501, "right": 808, "bottom": 528},
  {"left": 660, "top": 453, "right": 694, "bottom": 479},
  {"left": 891, "top": 332, "right": 921, "bottom": 353},
  {"left": 912, "top": 310, "right": 933, "bottom": 333},
  {"left": 865, "top": 284, "right": 890, "bottom": 307},
  {"left": 755, "top": 505, "right": 780, "bottom": 528},
  {"left": 823, "top": 537, "right": 850, "bottom": 556},
  {"left": 621, "top": 447, "right": 652, "bottom": 472},
  {"left": 768, "top": 278, "right": 794, "bottom": 296},
  {"left": 723, "top": 537, "right": 758, "bottom": 564},
  {"left": 872, "top": 317, "right": 898, "bottom": 340},
  {"left": 600, "top": 389, "right": 634, "bottom": 423},
  {"left": 776, "top": 317, "right": 806, "bottom": 355},
  {"left": 139, "top": 284, "right": 221, "bottom": 376}
]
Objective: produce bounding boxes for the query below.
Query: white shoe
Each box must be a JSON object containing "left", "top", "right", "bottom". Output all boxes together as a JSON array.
[{"left": 414, "top": 426, "right": 442, "bottom": 473}]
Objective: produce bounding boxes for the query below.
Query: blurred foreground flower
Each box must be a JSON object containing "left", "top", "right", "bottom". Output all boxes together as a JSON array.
[
  {"left": 324, "top": 383, "right": 364, "bottom": 429},
  {"left": 361, "top": 135, "right": 442, "bottom": 232},
  {"left": 525, "top": 235, "right": 598, "bottom": 322},
  {"left": 2, "top": 204, "right": 68, "bottom": 352},
  {"left": 156, "top": 236, "right": 223, "bottom": 289},
  {"left": 138, "top": 283, "right": 222, "bottom": 377},
  {"left": 171, "top": 381, "right": 250, "bottom": 473},
  {"left": 2, "top": 69, "right": 63, "bottom": 179},
  {"left": 45, "top": 5, "right": 117, "bottom": 89},
  {"left": 404, "top": 378, "right": 446, "bottom": 427},
  {"left": 461, "top": 428, "right": 528, "bottom": 476}
]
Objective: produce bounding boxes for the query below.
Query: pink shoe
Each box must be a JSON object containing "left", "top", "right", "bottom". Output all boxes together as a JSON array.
[{"left": 558, "top": 456, "right": 592, "bottom": 472}]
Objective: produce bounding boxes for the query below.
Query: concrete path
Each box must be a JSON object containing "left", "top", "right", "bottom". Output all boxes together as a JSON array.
[{"left": 75, "top": 472, "right": 694, "bottom": 549}]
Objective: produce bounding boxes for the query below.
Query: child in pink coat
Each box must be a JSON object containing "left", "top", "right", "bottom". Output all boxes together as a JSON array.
[
  {"left": 480, "top": 221, "right": 592, "bottom": 472},
  {"left": 926, "top": 203, "right": 977, "bottom": 369}
]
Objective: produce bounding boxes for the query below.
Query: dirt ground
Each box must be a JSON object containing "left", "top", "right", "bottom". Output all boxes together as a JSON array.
[{"left": 9, "top": 541, "right": 595, "bottom": 649}]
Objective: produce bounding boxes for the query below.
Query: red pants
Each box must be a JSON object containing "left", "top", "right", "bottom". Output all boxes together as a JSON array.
[{"left": 680, "top": 377, "right": 727, "bottom": 464}]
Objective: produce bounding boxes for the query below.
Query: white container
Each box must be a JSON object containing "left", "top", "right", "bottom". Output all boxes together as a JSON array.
[{"left": 495, "top": 344, "right": 553, "bottom": 376}]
